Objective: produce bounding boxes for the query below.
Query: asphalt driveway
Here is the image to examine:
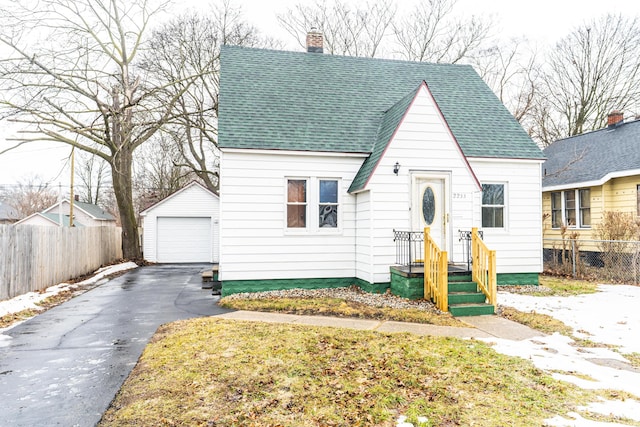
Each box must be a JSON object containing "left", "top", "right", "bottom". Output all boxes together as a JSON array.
[{"left": 0, "top": 264, "right": 231, "bottom": 427}]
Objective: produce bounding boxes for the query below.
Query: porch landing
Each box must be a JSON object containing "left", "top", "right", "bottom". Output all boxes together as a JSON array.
[{"left": 391, "top": 263, "right": 470, "bottom": 278}]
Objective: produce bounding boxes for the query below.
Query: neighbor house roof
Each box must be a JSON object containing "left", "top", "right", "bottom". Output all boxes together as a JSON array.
[
  {"left": 542, "top": 119, "right": 640, "bottom": 190},
  {"left": 43, "top": 200, "right": 115, "bottom": 221},
  {"left": 0, "top": 201, "right": 18, "bottom": 221},
  {"left": 219, "top": 46, "right": 544, "bottom": 162}
]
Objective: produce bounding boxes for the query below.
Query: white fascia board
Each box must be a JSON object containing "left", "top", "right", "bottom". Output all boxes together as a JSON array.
[
  {"left": 542, "top": 168, "right": 640, "bottom": 192},
  {"left": 467, "top": 157, "right": 545, "bottom": 165},
  {"left": 220, "top": 147, "right": 369, "bottom": 158}
]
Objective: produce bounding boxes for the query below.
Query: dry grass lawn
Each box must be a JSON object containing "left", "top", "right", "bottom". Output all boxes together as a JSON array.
[{"left": 99, "top": 318, "right": 618, "bottom": 427}]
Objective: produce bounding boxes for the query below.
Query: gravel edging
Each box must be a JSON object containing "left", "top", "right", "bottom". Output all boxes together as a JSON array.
[{"left": 221, "top": 286, "right": 443, "bottom": 314}]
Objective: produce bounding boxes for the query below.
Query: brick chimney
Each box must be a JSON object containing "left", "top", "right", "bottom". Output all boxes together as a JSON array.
[
  {"left": 607, "top": 110, "right": 624, "bottom": 127},
  {"left": 306, "top": 28, "right": 323, "bottom": 53}
]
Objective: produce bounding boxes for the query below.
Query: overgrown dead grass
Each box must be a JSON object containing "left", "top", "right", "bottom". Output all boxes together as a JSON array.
[
  {"left": 219, "top": 297, "right": 465, "bottom": 327},
  {"left": 538, "top": 275, "right": 599, "bottom": 296},
  {"left": 500, "top": 306, "right": 573, "bottom": 336},
  {"left": 99, "top": 318, "right": 609, "bottom": 427}
]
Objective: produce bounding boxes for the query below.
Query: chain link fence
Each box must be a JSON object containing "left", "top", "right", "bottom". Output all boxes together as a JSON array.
[{"left": 543, "top": 238, "right": 640, "bottom": 284}]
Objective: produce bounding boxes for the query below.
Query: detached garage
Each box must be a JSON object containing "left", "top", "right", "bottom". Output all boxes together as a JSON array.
[{"left": 141, "top": 182, "right": 219, "bottom": 263}]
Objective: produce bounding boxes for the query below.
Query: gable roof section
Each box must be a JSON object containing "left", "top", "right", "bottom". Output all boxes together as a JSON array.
[
  {"left": 140, "top": 181, "right": 219, "bottom": 216},
  {"left": 542, "top": 120, "right": 640, "bottom": 189},
  {"left": 16, "top": 212, "right": 84, "bottom": 227},
  {"left": 349, "top": 84, "right": 420, "bottom": 192},
  {"left": 219, "top": 45, "right": 543, "bottom": 160}
]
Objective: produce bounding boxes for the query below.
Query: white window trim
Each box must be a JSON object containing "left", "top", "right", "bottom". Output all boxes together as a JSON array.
[
  {"left": 551, "top": 189, "right": 591, "bottom": 229},
  {"left": 284, "top": 177, "right": 342, "bottom": 234},
  {"left": 481, "top": 182, "right": 507, "bottom": 231}
]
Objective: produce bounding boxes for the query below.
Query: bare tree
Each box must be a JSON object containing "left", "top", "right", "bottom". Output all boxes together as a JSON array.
[
  {"left": 0, "top": 176, "right": 59, "bottom": 218},
  {"left": 75, "top": 150, "right": 110, "bottom": 205},
  {"left": 393, "top": 0, "right": 493, "bottom": 63},
  {"left": 0, "top": 0, "right": 194, "bottom": 259},
  {"left": 134, "top": 134, "right": 196, "bottom": 213},
  {"left": 474, "top": 39, "right": 541, "bottom": 123},
  {"left": 142, "top": 2, "right": 275, "bottom": 194},
  {"left": 277, "top": 0, "right": 397, "bottom": 57},
  {"left": 535, "top": 14, "right": 640, "bottom": 144}
]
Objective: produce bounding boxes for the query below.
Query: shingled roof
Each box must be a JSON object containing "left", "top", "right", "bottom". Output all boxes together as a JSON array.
[
  {"left": 542, "top": 119, "right": 640, "bottom": 189},
  {"left": 219, "top": 45, "right": 543, "bottom": 162}
]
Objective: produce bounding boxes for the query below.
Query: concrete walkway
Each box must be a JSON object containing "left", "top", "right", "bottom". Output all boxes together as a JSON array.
[{"left": 217, "top": 310, "right": 544, "bottom": 341}]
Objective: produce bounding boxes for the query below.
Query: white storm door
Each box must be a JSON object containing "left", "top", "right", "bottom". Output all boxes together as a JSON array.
[{"left": 411, "top": 175, "right": 447, "bottom": 250}]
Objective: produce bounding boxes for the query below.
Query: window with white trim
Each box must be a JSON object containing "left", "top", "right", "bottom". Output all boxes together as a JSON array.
[
  {"left": 286, "top": 178, "right": 340, "bottom": 230},
  {"left": 481, "top": 183, "right": 505, "bottom": 228},
  {"left": 551, "top": 189, "right": 590, "bottom": 228}
]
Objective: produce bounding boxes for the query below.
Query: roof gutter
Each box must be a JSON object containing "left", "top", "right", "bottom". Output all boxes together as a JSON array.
[{"left": 542, "top": 168, "right": 640, "bottom": 192}]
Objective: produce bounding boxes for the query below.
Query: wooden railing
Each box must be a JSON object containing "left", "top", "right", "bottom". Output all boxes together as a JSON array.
[
  {"left": 471, "top": 227, "right": 497, "bottom": 307},
  {"left": 423, "top": 227, "right": 448, "bottom": 312}
]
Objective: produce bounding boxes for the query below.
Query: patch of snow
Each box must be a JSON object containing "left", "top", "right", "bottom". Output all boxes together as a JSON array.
[
  {"left": 0, "top": 333, "right": 12, "bottom": 348},
  {"left": 581, "top": 399, "right": 640, "bottom": 422},
  {"left": 0, "top": 262, "right": 137, "bottom": 318},
  {"left": 545, "top": 412, "right": 634, "bottom": 427},
  {"left": 498, "top": 285, "right": 640, "bottom": 353},
  {"left": 496, "top": 284, "right": 640, "bottom": 426}
]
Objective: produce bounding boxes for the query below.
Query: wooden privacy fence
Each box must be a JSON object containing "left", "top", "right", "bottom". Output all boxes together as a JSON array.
[{"left": 0, "top": 225, "right": 123, "bottom": 300}]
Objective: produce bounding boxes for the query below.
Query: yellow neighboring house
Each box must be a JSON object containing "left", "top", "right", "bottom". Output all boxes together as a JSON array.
[{"left": 542, "top": 111, "right": 640, "bottom": 251}]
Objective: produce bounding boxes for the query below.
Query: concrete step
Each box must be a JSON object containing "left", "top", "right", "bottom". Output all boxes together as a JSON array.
[
  {"left": 448, "top": 281, "right": 478, "bottom": 293},
  {"left": 449, "top": 303, "right": 495, "bottom": 317},
  {"left": 448, "top": 292, "right": 486, "bottom": 305}
]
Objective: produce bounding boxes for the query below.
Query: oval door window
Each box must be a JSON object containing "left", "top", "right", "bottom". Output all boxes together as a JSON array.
[{"left": 422, "top": 187, "right": 435, "bottom": 225}]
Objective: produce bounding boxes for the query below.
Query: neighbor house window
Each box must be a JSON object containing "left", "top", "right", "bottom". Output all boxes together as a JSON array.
[
  {"left": 551, "top": 189, "right": 590, "bottom": 228},
  {"left": 481, "top": 184, "right": 504, "bottom": 228},
  {"left": 319, "top": 179, "right": 338, "bottom": 228},
  {"left": 287, "top": 179, "right": 307, "bottom": 228},
  {"left": 551, "top": 192, "right": 562, "bottom": 228}
]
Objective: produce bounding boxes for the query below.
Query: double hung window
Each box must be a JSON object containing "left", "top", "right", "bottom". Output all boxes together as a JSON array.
[
  {"left": 481, "top": 184, "right": 505, "bottom": 228},
  {"left": 551, "top": 189, "right": 590, "bottom": 228},
  {"left": 286, "top": 178, "right": 339, "bottom": 230}
]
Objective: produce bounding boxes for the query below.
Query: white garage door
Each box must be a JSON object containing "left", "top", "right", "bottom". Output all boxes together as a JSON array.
[{"left": 156, "top": 217, "right": 212, "bottom": 263}]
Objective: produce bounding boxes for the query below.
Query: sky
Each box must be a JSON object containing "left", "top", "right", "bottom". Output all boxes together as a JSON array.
[{"left": 2, "top": 0, "right": 640, "bottom": 190}]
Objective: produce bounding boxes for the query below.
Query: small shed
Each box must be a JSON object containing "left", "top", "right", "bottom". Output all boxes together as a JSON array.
[{"left": 140, "top": 182, "right": 219, "bottom": 263}]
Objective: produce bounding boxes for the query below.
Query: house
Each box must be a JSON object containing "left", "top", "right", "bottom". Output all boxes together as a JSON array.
[
  {"left": 15, "top": 212, "right": 83, "bottom": 227},
  {"left": 0, "top": 201, "right": 18, "bottom": 223},
  {"left": 42, "top": 199, "right": 116, "bottom": 227},
  {"left": 542, "top": 111, "right": 640, "bottom": 247},
  {"left": 140, "top": 181, "right": 220, "bottom": 263},
  {"left": 218, "top": 33, "right": 545, "bottom": 297}
]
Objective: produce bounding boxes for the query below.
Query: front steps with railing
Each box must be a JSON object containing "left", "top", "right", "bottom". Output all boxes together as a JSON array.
[{"left": 447, "top": 274, "right": 495, "bottom": 317}]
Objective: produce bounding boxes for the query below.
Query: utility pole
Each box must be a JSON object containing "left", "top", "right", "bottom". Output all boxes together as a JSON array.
[{"left": 69, "top": 146, "right": 75, "bottom": 227}]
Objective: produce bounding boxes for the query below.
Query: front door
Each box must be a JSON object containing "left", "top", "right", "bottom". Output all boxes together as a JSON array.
[{"left": 411, "top": 174, "right": 448, "bottom": 250}]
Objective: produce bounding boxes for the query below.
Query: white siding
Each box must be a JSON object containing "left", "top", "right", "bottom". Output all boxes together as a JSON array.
[
  {"left": 469, "top": 158, "right": 543, "bottom": 274},
  {"left": 366, "top": 86, "right": 479, "bottom": 283},
  {"left": 355, "top": 190, "right": 373, "bottom": 283},
  {"left": 219, "top": 151, "right": 364, "bottom": 281},
  {"left": 141, "top": 183, "right": 220, "bottom": 263},
  {"left": 18, "top": 214, "right": 60, "bottom": 227}
]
